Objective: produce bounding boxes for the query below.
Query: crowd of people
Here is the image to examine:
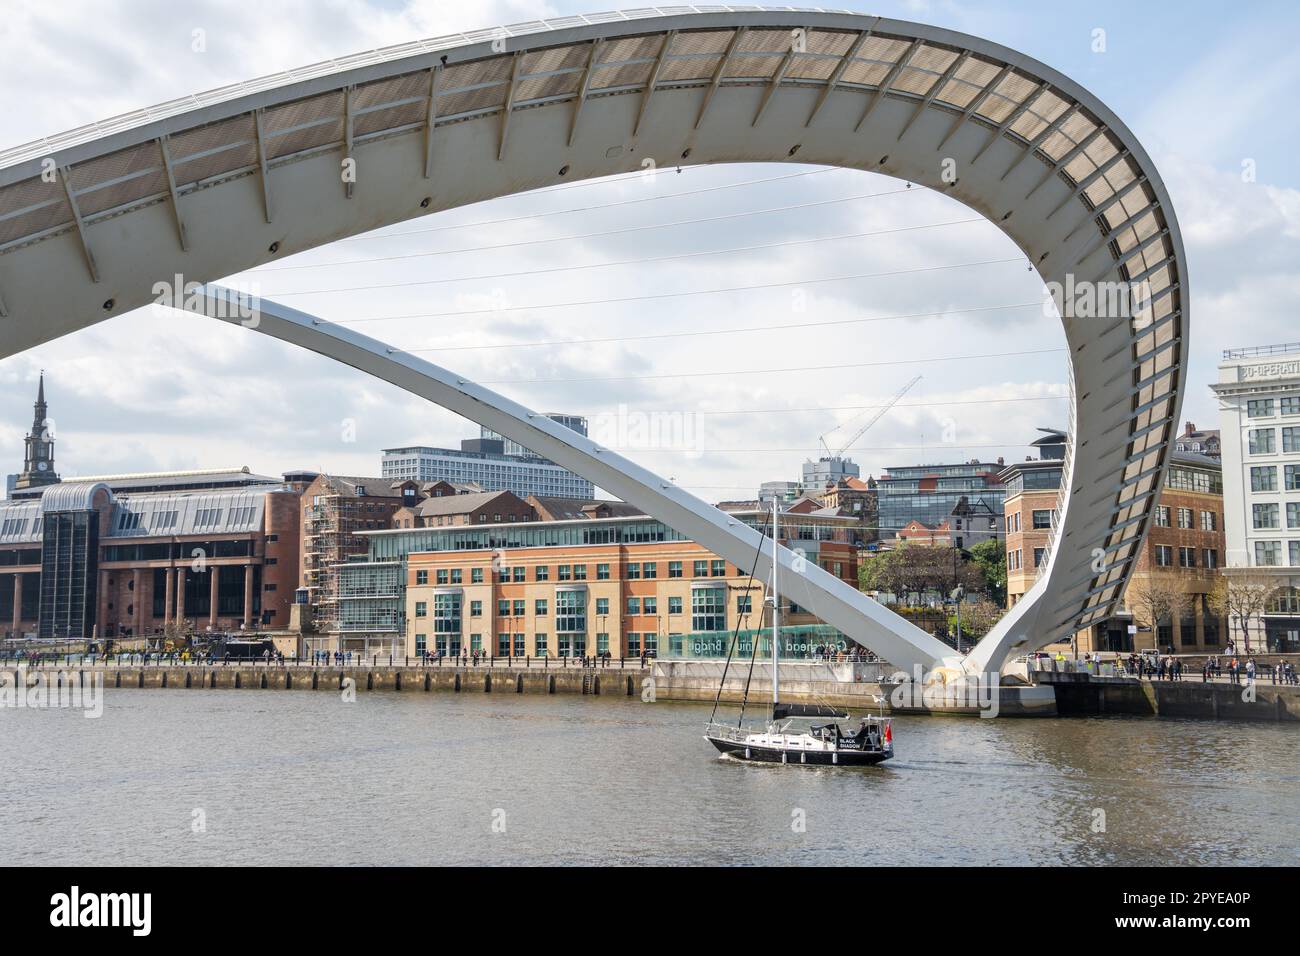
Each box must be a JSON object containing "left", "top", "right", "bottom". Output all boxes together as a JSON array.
[{"left": 1118, "top": 652, "right": 1299, "bottom": 685}]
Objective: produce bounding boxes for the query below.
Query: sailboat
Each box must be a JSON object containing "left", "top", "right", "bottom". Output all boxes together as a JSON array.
[{"left": 703, "top": 498, "right": 894, "bottom": 767}]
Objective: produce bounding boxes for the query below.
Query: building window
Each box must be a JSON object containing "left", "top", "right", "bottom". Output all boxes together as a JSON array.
[
  {"left": 627, "top": 563, "right": 641, "bottom": 580},
  {"left": 1033, "top": 547, "right": 1046, "bottom": 568},
  {"left": 512, "top": 567, "right": 525, "bottom": 583},
  {"left": 1249, "top": 429, "right": 1275, "bottom": 455},
  {"left": 470, "top": 600, "right": 482, "bottom": 617},
  {"left": 415, "top": 570, "right": 428, "bottom": 585},
  {"left": 1289, "top": 503, "right": 1300, "bottom": 529},
  {"left": 1200, "top": 511, "right": 1217, "bottom": 531},
  {"left": 1287, "top": 466, "right": 1300, "bottom": 492},
  {"left": 535, "top": 598, "right": 548, "bottom": 616},
  {"left": 573, "top": 565, "right": 587, "bottom": 580},
  {"left": 1203, "top": 548, "right": 1218, "bottom": 569},
  {"left": 643, "top": 632, "right": 657, "bottom": 657},
  {"left": 596, "top": 633, "right": 609, "bottom": 655},
  {"left": 1285, "top": 427, "right": 1300, "bottom": 454},
  {"left": 497, "top": 599, "right": 509, "bottom": 616},
  {"left": 737, "top": 595, "right": 753, "bottom": 614},
  {"left": 643, "top": 562, "right": 657, "bottom": 579},
  {"left": 1255, "top": 541, "right": 1282, "bottom": 566},
  {"left": 534, "top": 633, "right": 548, "bottom": 656},
  {"left": 1178, "top": 547, "right": 1195, "bottom": 568},
  {"left": 596, "top": 563, "right": 610, "bottom": 580},
  {"left": 415, "top": 634, "right": 426, "bottom": 656},
  {"left": 497, "top": 634, "right": 510, "bottom": 656},
  {"left": 556, "top": 590, "right": 587, "bottom": 637},
  {"left": 692, "top": 587, "right": 727, "bottom": 632},
  {"left": 668, "top": 596, "right": 682, "bottom": 615},
  {"left": 558, "top": 565, "right": 571, "bottom": 581},
  {"left": 627, "top": 597, "right": 641, "bottom": 615},
  {"left": 1282, "top": 396, "right": 1300, "bottom": 416},
  {"left": 1155, "top": 506, "right": 1170, "bottom": 527},
  {"left": 434, "top": 593, "right": 462, "bottom": 639},
  {"left": 1248, "top": 398, "right": 1275, "bottom": 418},
  {"left": 535, "top": 565, "right": 549, "bottom": 581},
  {"left": 626, "top": 633, "right": 641, "bottom": 655},
  {"left": 1253, "top": 503, "right": 1280, "bottom": 529},
  {"left": 1177, "top": 508, "right": 1193, "bottom": 529},
  {"left": 1154, "top": 545, "right": 1173, "bottom": 567},
  {"left": 414, "top": 601, "right": 427, "bottom": 618},
  {"left": 668, "top": 561, "right": 683, "bottom": 578},
  {"left": 711, "top": 560, "right": 726, "bottom": 577},
  {"left": 512, "top": 599, "right": 526, "bottom": 617},
  {"left": 1292, "top": 542, "right": 1300, "bottom": 567},
  {"left": 595, "top": 597, "right": 609, "bottom": 616},
  {"left": 693, "top": 560, "right": 708, "bottom": 577},
  {"left": 643, "top": 597, "right": 657, "bottom": 615},
  {"left": 435, "top": 569, "right": 448, "bottom": 585},
  {"left": 471, "top": 567, "right": 484, "bottom": 583},
  {"left": 513, "top": 634, "right": 525, "bottom": 657},
  {"left": 1031, "top": 509, "right": 1052, "bottom": 530}
]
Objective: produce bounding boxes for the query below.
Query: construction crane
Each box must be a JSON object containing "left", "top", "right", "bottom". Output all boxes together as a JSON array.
[{"left": 819, "top": 375, "right": 922, "bottom": 459}]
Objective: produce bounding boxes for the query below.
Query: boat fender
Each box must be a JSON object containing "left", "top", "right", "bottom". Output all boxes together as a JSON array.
[
  {"left": 800, "top": 752, "right": 806, "bottom": 764},
  {"left": 782, "top": 752, "right": 787, "bottom": 764},
  {"left": 744, "top": 747, "right": 751, "bottom": 760},
  {"left": 832, "top": 752, "right": 838, "bottom": 765}
]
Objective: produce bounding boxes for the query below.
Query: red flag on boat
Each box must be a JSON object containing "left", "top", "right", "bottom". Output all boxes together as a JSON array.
[{"left": 884, "top": 724, "right": 892, "bottom": 744}]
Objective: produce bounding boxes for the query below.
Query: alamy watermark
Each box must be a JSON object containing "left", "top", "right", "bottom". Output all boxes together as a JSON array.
[
  {"left": 0, "top": 668, "right": 104, "bottom": 718},
  {"left": 889, "top": 665, "right": 1001, "bottom": 718},
  {"left": 1043, "top": 274, "right": 1153, "bottom": 321},
  {"left": 152, "top": 273, "right": 262, "bottom": 327},
  {"left": 589, "top": 403, "right": 704, "bottom": 452}
]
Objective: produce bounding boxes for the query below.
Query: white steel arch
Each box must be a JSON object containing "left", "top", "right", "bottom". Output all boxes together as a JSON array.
[{"left": 0, "top": 7, "right": 1188, "bottom": 677}]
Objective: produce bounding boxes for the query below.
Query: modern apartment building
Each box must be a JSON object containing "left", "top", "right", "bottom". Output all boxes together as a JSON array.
[
  {"left": 1212, "top": 343, "right": 1300, "bottom": 651},
  {"left": 299, "top": 474, "right": 404, "bottom": 638}
]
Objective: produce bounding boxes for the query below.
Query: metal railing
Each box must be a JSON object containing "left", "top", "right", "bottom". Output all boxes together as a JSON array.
[
  {"left": 1223, "top": 343, "right": 1300, "bottom": 360},
  {"left": 0, "top": 652, "right": 650, "bottom": 670}
]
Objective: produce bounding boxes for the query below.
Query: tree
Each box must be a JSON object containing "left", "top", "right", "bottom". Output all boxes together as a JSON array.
[
  {"left": 968, "top": 538, "right": 1007, "bottom": 605},
  {"left": 948, "top": 599, "right": 1003, "bottom": 643},
  {"left": 1125, "top": 573, "right": 1186, "bottom": 652},
  {"left": 1208, "top": 570, "right": 1274, "bottom": 655},
  {"left": 859, "top": 543, "right": 983, "bottom": 605}
]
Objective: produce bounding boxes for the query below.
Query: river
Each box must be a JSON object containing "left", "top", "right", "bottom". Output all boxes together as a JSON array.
[{"left": 2, "top": 690, "right": 1296, "bottom": 865}]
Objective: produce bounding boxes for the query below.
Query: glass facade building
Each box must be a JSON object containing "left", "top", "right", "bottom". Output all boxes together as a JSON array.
[{"left": 876, "top": 462, "right": 1006, "bottom": 539}]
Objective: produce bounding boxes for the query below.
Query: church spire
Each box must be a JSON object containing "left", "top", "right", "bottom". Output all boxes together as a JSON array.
[{"left": 15, "top": 371, "right": 57, "bottom": 490}]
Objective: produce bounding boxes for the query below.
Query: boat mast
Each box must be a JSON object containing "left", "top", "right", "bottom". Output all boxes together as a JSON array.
[{"left": 772, "top": 495, "right": 779, "bottom": 711}]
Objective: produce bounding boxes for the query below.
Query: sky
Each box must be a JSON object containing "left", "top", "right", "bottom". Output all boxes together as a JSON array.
[{"left": 0, "top": 0, "right": 1297, "bottom": 504}]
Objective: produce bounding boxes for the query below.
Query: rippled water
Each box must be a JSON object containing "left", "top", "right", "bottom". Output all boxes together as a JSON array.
[{"left": 2, "top": 690, "right": 1296, "bottom": 865}]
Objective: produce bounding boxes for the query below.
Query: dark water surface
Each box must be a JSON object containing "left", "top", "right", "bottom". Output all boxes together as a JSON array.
[{"left": 2, "top": 690, "right": 1296, "bottom": 865}]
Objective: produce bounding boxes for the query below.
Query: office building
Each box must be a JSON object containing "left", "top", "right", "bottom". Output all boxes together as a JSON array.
[
  {"left": 481, "top": 413, "right": 587, "bottom": 459},
  {"left": 876, "top": 460, "right": 1006, "bottom": 540},
  {"left": 381, "top": 438, "right": 594, "bottom": 499},
  {"left": 1212, "top": 343, "right": 1300, "bottom": 650},
  {"left": 334, "top": 506, "right": 861, "bottom": 658},
  {"left": 1000, "top": 430, "right": 1067, "bottom": 607}
]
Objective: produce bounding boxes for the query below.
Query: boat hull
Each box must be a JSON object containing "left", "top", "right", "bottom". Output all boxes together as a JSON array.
[{"left": 705, "top": 735, "right": 892, "bottom": 766}]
